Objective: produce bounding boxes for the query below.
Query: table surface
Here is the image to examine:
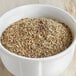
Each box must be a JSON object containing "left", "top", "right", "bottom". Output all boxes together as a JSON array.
[{"left": 0, "top": 0, "right": 76, "bottom": 76}]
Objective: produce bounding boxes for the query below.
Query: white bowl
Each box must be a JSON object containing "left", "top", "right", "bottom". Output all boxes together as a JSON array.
[{"left": 0, "top": 4, "right": 76, "bottom": 76}]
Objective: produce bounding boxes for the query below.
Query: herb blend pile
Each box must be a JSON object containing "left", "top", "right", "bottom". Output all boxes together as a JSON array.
[{"left": 1, "top": 18, "right": 73, "bottom": 58}]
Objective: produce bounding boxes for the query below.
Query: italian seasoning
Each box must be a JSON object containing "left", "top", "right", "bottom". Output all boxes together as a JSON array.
[{"left": 1, "top": 18, "right": 73, "bottom": 58}]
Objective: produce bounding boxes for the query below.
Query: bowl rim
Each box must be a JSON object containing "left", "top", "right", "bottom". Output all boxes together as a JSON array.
[{"left": 0, "top": 4, "right": 76, "bottom": 61}]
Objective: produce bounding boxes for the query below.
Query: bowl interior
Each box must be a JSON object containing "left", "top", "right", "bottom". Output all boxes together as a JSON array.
[{"left": 0, "top": 5, "right": 75, "bottom": 36}]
